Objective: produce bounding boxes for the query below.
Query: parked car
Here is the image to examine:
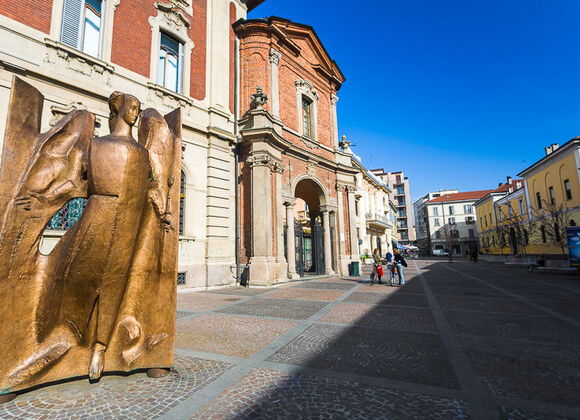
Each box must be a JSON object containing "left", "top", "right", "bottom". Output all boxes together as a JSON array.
[{"left": 432, "top": 249, "right": 449, "bottom": 256}]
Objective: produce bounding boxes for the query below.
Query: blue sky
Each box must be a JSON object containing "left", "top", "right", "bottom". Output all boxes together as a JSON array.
[{"left": 249, "top": 1, "right": 580, "bottom": 202}]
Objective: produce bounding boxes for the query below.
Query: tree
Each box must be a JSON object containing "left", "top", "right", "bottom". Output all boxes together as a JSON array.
[
  {"left": 440, "top": 222, "right": 459, "bottom": 262},
  {"left": 533, "top": 200, "right": 572, "bottom": 257},
  {"left": 504, "top": 210, "right": 540, "bottom": 257}
]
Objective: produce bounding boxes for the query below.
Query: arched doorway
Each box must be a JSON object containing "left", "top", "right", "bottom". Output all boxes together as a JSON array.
[{"left": 289, "top": 178, "right": 330, "bottom": 277}]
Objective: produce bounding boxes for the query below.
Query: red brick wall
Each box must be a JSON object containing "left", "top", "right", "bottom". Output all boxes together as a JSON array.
[
  {"left": 110, "top": 0, "right": 206, "bottom": 100},
  {"left": 1, "top": 0, "right": 52, "bottom": 34},
  {"left": 110, "top": 0, "right": 156, "bottom": 77},
  {"left": 189, "top": 0, "right": 207, "bottom": 100}
]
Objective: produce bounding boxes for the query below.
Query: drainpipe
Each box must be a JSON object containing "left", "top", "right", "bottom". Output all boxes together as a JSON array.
[{"left": 234, "top": 36, "right": 240, "bottom": 285}]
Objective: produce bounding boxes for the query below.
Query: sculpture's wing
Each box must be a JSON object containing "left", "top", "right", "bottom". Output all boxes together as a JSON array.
[
  {"left": 17, "top": 109, "right": 94, "bottom": 206},
  {"left": 137, "top": 108, "right": 181, "bottom": 221}
]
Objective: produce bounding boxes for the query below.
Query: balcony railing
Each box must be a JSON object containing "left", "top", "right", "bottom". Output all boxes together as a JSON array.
[{"left": 365, "top": 212, "right": 389, "bottom": 228}]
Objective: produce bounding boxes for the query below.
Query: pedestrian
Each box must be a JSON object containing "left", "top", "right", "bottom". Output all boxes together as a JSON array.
[
  {"left": 371, "top": 248, "right": 383, "bottom": 284},
  {"left": 466, "top": 249, "right": 471, "bottom": 261},
  {"left": 394, "top": 249, "right": 408, "bottom": 286},
  {"left": 472, "top": 248, "right": 478, "bottom": 264}
]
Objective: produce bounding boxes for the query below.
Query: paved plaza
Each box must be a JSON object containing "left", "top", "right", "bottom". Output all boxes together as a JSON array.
[{"left": 1, "top": 259, "right": 580, "bottom": 419}]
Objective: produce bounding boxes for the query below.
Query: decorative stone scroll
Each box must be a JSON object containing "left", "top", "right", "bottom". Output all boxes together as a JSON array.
[{"left": 0, "top": 77, "right": 182, "bottom": 396}]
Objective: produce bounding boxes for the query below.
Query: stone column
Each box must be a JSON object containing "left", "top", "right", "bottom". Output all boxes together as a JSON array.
[
  {"left": 335, "top": 184, "right": 348, "bottom": 275},
  {"left": 321, "top": 205, "right": 335, "bottom": 275},
  {"left": 347, "top": 186, "right": 360, "bottom": 260},
  {"left": 331, "top": 94, "right": 339, "bottom": 148},
  {"left": 284, "top": 200, "right": 300, "bottom": 279},
  {"left": 269, "top": 48, "right": 281, "bottom": 118}
]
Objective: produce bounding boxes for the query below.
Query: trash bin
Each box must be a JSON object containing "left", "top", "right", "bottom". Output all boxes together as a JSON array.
[{"left": 350, "top": 261, "right": 360, "bottom": 277}]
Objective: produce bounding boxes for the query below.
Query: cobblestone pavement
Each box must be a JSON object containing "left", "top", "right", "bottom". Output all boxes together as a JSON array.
[{"left": 1, "top": 259, "right": 580, "bottom": 419}]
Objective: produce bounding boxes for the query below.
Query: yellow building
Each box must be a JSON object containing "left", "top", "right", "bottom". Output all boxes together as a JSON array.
[
  {"left": 518, "top": 141, "right": 580, "bottom": 256},
  {"left": 476, "top": 140, "right": 580, "bottom": 258},
  {"left": 474, "top": 178, "right": 526, "bottom": 255}
]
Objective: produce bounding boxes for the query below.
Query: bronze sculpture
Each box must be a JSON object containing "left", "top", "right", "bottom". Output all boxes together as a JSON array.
[{"left": 0, "top": 77, "right": 181, "bottom": 397}]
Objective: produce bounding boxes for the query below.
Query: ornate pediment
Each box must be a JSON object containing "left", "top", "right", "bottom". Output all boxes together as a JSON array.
[{"left": 154, "top": 2, "right": 191, "bottom": 29}]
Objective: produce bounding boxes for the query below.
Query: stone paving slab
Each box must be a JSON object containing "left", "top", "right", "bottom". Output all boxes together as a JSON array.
[
  {"left": 262, "top": 288, "right": 345, "bottom": 302},
  {"left": 436, "top": 296, "right": 543, "bottom": 315},
  {"left": 290, "top": 281, "right": 356, "bottom": 290},
  {"left": 431, "top": 286, "right": 511, "bottom": 299},
  {"left": 5, "top": 259, "right": 580, "bottom": 419},
  {"left": 267, "top": 324, "right": 459, "bottom": 388},
  {"left": 445, "top": 311, "right": 580, "bottom": 344},
  {"left": 177, "top": 293, "right": 244, "bottom": 312},
  {"left": 193, "top": 368, "right": 470, "bottom": 419},
  {"left": 176, "top": 314, "right": 297, "bottom": 358},
  {"left": 0, "top": 356, "right": 232, "bottom": 420},
  {"left": 319, "top": 303, "right": 437, "bottom": 332},
  {"left": 344, "top": 291, "right": 429, "bottom": 307},
  {"left": 198, "top": 287, "right": 275, "bottom": 296},
  {"left": 357, "top": 283, "right": 425, "bottom": 294},
  {"left": 497, "top": 406, "right": 574, "bottom": 420},
  {"left": 216, "top": 298, "right": 328, "bottom": 320}
]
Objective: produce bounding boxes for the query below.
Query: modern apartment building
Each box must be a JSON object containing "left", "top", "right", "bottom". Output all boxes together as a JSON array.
[
  {"left": 423, "top": 190, "right": 492, "bottom": 255},
  {"left": 370, "top": 169, "right": 415, "bottom": 245},
  {"left": 413, "top": 189, "right": 458, "bottom": 255}
]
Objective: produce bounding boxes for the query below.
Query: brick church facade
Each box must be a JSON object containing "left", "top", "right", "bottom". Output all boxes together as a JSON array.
[{"left": 235, "top": 17, "right": 360, "bottom": 285}]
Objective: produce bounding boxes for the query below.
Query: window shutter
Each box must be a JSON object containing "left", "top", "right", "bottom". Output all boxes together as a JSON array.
[{"left": 61, "top": 0, "right": 83, "bottom": 49}]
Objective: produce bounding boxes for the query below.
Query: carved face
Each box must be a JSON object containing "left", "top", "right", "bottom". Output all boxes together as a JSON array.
[{"left": 122, "top": 96, "right": 141, "bottom": 126}]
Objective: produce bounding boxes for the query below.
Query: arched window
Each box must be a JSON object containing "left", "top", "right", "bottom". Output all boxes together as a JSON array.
[
  {"left": 179, "top": 170, "right": 185, "bottom": 235},
  {"left": 47, "top": 198, "right": 86, "bottom": 230}
]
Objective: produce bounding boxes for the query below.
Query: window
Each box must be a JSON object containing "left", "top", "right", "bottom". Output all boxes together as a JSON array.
[
  {"left": 508, "top": 204, "right": 512, "bottom": 217},
  {"left": 396, "top": 175, "right": 401, "bottom": 183},
  {"left": 355, "top": 200, "right": 359, "bottom": 217},
  {"left": 519, "top": 199, "right": 524, "bottom": 214},
  {"left": 541, "top": 225, "right": 546, "bottom": 243},
  {"left": 177, "top": 272, "right": 186, "bottom": 285},
  {"left": 433, "top": 207, "right": 439, "bottom": 216},
  {"left": 435, "top": 231, "right": 441, "bottom": 239},
  {"left": 61, "top": 0, "right": 103, "bottom": 58},
  {"left": 448, "top": 205, "right": 455, "bottom": 215},
  {"left": 450, "top": 229, "right": 459, "bottom": 238},
  {"left": 47, "top": 198, "right": 86, "bottom": 230},
  {"left": 536, "top": 192, "right": 542, "bottom": 209},
  {"left": 524, "top": 229, "right": 529, "bottom": 245},
  {"left": 484, "top": 215, "right": 487, "bottom": 227},
  {"left": 158, "top": 32, "right": 184, "bottom": 93},
  {"left": 398, "top": 209, "right": 406, "bottom": 218},
  {"left": 464, "top": 205, "right": 473, "bottom": 214},
  {"left": 466, "top": 216, "right": 474, "bottom": 224},
  {"left": 179, "top": 170, "right": 185, "bottom": 235},
  {"left": 302, "top": 97, "right": 313, "bottom": 138},
  {"left": 448, "top": 217, "right": 455, "bottom": 224},
  {"left": 480, "top": 217, "right": 483, "bottom": 227},
  {"left": 434, "top": 218, "right": 440, "bottom": 226},
  {"left": 498, "top": 209, "right": 503, "bottom": 222},
  {"left": 469, "top": 229, "right": 475, "bottom": 238},
  {"left": 396, "top": 186, "right": 404, "bottom": 195},
  {"left": 564, "top": 179, "right": 572, "bottom": 200},
  {"left": 548, "top": 186, "right": 556, "bottom": 205}
]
